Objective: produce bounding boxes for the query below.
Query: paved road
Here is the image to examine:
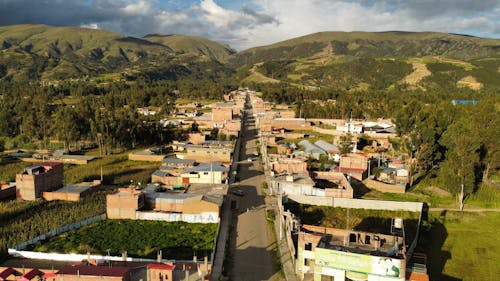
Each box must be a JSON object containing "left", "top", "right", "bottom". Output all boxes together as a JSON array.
[{"left": 229, "top": 105, "right": 281, "bottom": 281}]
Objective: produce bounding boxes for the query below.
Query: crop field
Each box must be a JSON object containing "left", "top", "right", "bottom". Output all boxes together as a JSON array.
[{"left": 33, "top": 220, "right": 218, "bottom": 260}]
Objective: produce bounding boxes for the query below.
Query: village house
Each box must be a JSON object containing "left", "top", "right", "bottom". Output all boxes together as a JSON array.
[
  {"left": 179, "top": 143, "right": 233, "bottom": 163},
  {"left": 180, "top": 162, "right": 229, "bottom": 185},
  {"left": 335, "top": 153, "right": 369, "bottom": 181},
  {"left": 43, "top": 180, "right": 101, "bottom": 201},
  {"left": 16, "top": 162, "right": 63, "bottom": 201}
]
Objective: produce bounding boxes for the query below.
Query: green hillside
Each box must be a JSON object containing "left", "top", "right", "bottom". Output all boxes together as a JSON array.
[
  {"left": 1, "top": 26, "right": 498, "bottom": 90},
  {"left": 143, "top": 34, "right": 235, "bottom": 62},
  {"left": 233, "top": 31, "right": 500, "bottom": 91},
  {"left": 0, "top": 24, "right": 234, "bottom": 82}
]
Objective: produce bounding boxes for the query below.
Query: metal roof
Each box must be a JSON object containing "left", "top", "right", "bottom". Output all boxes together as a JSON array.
[
  {"left": 298, "top": 140, "right": 326, "bottom": 155},
  {"left": 183, "top": 162, "right": 229, "bottom": 173},
  {"left": 162, "top": 157, "right": 195, "bottom": 165},
  {"left": 314, "top": 140, "right": 339, "bottom": 152}
]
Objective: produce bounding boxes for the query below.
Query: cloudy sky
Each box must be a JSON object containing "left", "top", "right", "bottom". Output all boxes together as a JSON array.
[{"left": 0, "top": 0, "right": 498, "bottom": 50}]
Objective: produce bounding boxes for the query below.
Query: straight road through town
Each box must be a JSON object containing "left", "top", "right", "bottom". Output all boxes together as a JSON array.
[{"left": 230, "top": 101, "right": 281, "bottom": 281}]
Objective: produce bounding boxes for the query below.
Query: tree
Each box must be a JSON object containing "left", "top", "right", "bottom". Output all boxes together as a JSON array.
[
  {"left": 440, "top": 117, "right": 481, "bottom": 211},
  {"left": 190, "top": 122, "right": 199, "bottom": 132},
  {"left": 52, "top": 106, "right": 81, "bottom": 152},
  {"left": 339, "top": 134, "right": 353, "bottom": 155}
]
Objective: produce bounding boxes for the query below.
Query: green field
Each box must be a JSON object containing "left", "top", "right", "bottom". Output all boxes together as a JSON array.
[
  {"left": 0, "top": 191, "right": 108, "bottom": 255},
  {"left": 420, "top": 211, "right": 500, "bottom": 281},
  {"left": 0, "top": 150, "right": 158, "bottom": 186},
  {"left": 33, "top": 220, "right": 218, "bottom": 260}
]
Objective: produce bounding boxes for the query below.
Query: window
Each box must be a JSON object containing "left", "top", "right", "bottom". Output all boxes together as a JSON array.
[
  {"left": 203, "top": 172, "right": 209, "bottom": 175},
  {"left": 305, "top": 242, "right": 312, "bottom": 251}
]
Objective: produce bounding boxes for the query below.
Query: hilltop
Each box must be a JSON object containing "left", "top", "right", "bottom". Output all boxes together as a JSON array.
[
  {"left": 143, "top": 34, "right": 235, "bottom": 62},
  {"left": 0, "top": 25, "right": 498, "bottom": 90}
]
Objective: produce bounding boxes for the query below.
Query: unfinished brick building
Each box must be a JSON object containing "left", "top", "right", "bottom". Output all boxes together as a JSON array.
[{"left": 15, "top": 162, "right": 63, "bottom": 201}]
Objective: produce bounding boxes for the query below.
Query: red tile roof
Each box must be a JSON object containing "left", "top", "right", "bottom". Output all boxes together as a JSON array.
[
  {"left": 148, "top": 263, "right": 175, "bottom": 270},
  {"left": 43, "top": 272, "right": 56, "bottom": 278},
  {"left": 57, "top": 265, "right": 130, "bottom": 277}
]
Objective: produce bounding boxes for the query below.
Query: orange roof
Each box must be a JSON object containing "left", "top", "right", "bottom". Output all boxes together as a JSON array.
[{"left": 148, "top": 263, "right": 175, "bottom": 270}]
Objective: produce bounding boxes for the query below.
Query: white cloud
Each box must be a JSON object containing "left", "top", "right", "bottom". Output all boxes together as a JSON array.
[
  {"left": 121, "top": 0, "right": 153, "bottom": 15},
  {"left": 0, "top": 0, "right": 498, "bottom": 50}
]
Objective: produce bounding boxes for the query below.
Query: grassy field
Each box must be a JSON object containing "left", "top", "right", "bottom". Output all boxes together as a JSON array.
[
  {"left": 33, "top": 220, "right": 218, "bottom": 260},
  {"left": 64, "top": 152, "right": 158, "bottom": 186},
  {"left": 420, "top": 211, "right": 500, "bottom": 281},
  {"left": 0, "top": 154, "right": 157, "bottom": 186}
]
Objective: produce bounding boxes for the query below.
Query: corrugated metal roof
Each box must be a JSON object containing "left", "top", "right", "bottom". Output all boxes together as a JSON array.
[
  {"left": 298, "top": 140, "right": 326, "bottom": 155},
  {"left": 314, "top": 140, "right": 339, "bottom": 152}
]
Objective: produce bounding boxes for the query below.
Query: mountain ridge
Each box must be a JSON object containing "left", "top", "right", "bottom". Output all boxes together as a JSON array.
[{"left": 0, "top": 24, "right": 498, "bottom": 87}]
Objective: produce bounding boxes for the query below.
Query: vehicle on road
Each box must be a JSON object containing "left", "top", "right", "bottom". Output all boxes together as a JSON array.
[
  {"left": 232, "top": 189, "right": 245, "bottom": 196},
  {"left": 247, "top": 157, "right": 253, "bottom": 162}
]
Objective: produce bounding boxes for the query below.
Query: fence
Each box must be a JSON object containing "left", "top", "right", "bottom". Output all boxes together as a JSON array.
[
  {"left": 11, "top": 214, "right": 106, "bottom": 251},
  {"left": 7, "top": 249, "right": 202, "bottom": 264},
  {"left": 286, "top": 194, "right": 423, "bottom": 212}
]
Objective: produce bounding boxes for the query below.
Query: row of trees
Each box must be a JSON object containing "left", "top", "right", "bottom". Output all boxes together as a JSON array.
[
  {"left": 0, "top": 79, "right": 236, "bottom": 153},
  {"left": 395, "top": 97, "right": 499, "bottom": 209}
]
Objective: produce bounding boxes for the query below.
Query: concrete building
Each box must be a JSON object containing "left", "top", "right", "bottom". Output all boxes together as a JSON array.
[
  {"left": 106, "top": 187, "right": 222, "bottom": 223},
  {"left": 43, "top": 180, "right": 101, "bottom": 201},
  {"left": 269, "top": 157, "right": 308, "bottom": 174},
  {"left": 336, "top": 153, "right": 369, "bottom": 181},
  {"left": 297, "top": 224, "right": 410, "bottom": 281},
  {"left": 16, "top": 162, "right": 63, "bottom": 201},
  {"left": 274, "top": 171, "right": 353, "bottom": 198},
  {"left": 337, "top": 121, "right": 363, "bottom": 134},
  {"left": 106, "top": 188, "right": 145, "bottom": 219},
  {"left": 181, "top": 162, "right": 229, "bottom": 185},
  {"left": 271, "top": 118, "right": 310, "bottom": 130},
  {"left": 310, "top": 171, "right": 354, "bottom": 199},
  {"left": 181, "top": 144, "right": 233, "bottom": 163},
  {"left": 151, "top": 170, "right": 181, "bottom": 186},
  {"left": 141, "top": 191, "right": 223, "bottom": 223}
]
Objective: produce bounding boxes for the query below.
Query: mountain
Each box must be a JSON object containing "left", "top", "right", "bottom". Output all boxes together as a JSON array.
[
  {"left": 143, "top": 34, "right": 235, "bottom": 62},
  {"left": 232, "top": 31, "right": 500, "bottom": 91},
  {"left": 1, "top": 25, "right": 498, "bottom": 91},
  {"left": 0, "top": 24, "right": 231, "bottom": 82}
]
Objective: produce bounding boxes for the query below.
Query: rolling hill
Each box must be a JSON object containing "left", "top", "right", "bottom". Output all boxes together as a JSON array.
[
  {"left": 232, "top": 31, "right": 500, "bottom": 91},
  {"left": 0, "top": 25, "right": 498, "bottom": 90},
  {"left": 0, "top": 24, "right": 233, "bottom": 82}
]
